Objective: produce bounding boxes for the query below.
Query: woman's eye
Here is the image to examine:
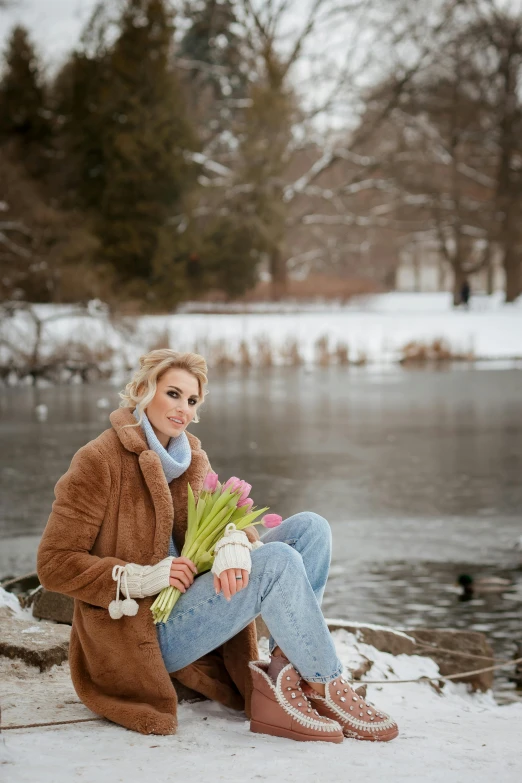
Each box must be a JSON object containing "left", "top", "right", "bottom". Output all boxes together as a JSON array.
[
  {"left": 167, "top": 391, "right": 178, "bottom": 398},
  {"left": 189, "top": 399, "right": 197, "bottom": 406}
]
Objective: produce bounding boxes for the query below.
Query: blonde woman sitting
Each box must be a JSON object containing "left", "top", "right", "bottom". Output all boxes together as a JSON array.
[{"left": 37, "top": 349, "right": 398, "bottom": 743}]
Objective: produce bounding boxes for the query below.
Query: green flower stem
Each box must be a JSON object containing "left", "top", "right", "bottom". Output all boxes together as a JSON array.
[
  {"left": 196, "top": 487, "right": 237, "bottom": 531},
  {"left": 191, "top": 506, "right": 237, "bottom": 560},
  {"left": 151, "top": 481, "right": 272, "bottom": 624},
  {"left": 184, "top": 502, "right": 235, "bottom": 561}
]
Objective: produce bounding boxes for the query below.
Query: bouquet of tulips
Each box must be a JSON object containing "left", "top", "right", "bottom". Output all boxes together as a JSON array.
[{"left": 150, "top": 471, "right": 282, "bottom": 624}]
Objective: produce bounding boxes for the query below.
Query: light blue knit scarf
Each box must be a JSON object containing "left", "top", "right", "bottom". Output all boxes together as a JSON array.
[{"left": 133, "top": 409, "right": 192, "bottom": 483}]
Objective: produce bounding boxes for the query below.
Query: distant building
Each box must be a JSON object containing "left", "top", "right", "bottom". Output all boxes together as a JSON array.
[{"left": 395, "top": 239, "right": 505, "bottom": 294}]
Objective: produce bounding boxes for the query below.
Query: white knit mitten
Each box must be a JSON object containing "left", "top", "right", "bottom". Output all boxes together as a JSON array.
[
  {"left": 211, "top": 523, "right": 252, "bottom": 578},
  {"left": 108, "top": 557, "right": 174, "bottom": 619}
]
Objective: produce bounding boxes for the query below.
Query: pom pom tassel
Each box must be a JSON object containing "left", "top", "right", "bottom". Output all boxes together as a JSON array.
[
  {"left": 109, "top": 565, "right": 139, "bottom": 620},
  {"left": 121, "top": 598, "right": 139, "bottom": 616},
  {"left": 109, "top": 600, "right": 124, "bottom": 619}
]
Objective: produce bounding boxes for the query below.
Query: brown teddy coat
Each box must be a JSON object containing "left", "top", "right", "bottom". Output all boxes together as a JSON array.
[{"left": 37, "top": 407, "right": 259, "bottom": 735}]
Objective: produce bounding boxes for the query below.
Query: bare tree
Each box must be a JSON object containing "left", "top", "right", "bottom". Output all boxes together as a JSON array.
[
  {"left": 181, "top": 0, "right": 465, "bottom": 298},
  {"left": 464, "top": 0, "right": 522, "bottom": 301},
  {"left": 359, "top": 34, "right": 498, "bottom": 303}
]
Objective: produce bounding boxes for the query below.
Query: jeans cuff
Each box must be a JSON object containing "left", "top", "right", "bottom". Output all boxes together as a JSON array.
[{"left": 298, "top": 661, "right": 344, "bottom": 684}]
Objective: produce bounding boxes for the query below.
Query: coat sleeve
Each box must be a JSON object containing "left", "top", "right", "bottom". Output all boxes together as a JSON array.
[{"left": 37, "top": 443, "right": 126, "bottom": 609}]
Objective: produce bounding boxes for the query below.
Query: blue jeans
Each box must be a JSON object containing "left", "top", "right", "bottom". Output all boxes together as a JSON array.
[{"left": 156, "top": 512, "right": 344, "bottom": 684}]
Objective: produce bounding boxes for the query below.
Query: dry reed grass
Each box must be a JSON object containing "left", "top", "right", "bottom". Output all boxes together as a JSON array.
[
  {"left": 146, "top": 328, "right": 171, "bottom": 352},
  {"left": 279, "top": 338, "right": 303, "bottom": 365},
  {"left": 400, "top": 339, "right": 474, "bottom": 364}
]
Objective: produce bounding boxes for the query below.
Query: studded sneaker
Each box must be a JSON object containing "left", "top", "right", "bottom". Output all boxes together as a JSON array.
[
  {"left": 249, "top": 660, "right": 344, "bottom": 743},
  {"left": 303, "top": 676, "right": 399, "bottom": 742}
]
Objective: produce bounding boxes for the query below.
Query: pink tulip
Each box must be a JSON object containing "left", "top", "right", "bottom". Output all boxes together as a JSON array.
[
  {"left": 203, "top": 471, "right": 219, "bottom": 493},
  {"left": 238, "top": 497, "right": 254, "bottom": 511},
  {"left": 237, "top": 481, "right": 252, "bottom": 503},
  {"left": 262, "top": 514, "right": 283, "bottom": 528},
  {"left": 223, "top": 476, "right": 242, "bottom": 493}
]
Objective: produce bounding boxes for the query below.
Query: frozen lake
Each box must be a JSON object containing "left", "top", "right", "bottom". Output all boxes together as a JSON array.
[{"left": 1, "top": 365, "right": 521, "bottom": 698}]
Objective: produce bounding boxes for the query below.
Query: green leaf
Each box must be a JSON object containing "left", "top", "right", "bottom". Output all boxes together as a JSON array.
[
  {"left": 185, "top": 483, "right": 198, "bottom": 547},
  {"left": 233, "top": 507, "right": 269, "bottom": 529},
  {"left": 199, "top": 487, "right": 236, "bottom": 530},
  {"left": 196, "top": 494, "right": 206, "bottom": 525},
  {"left": 193, "top": 505, "right": 237, "bottom": 561}
]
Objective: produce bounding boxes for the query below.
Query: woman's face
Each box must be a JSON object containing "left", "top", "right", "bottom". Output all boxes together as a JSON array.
[{"left": 145, "top": 367, "right": 200, "bottom": 447}]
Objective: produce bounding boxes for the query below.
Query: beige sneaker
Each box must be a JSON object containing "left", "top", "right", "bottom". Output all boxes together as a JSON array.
[
  {"left": 249, "top": 660, "right": 344, "bottom": 743},
  {"left": 304, "top": 676, "right": 399, "bottom": 742}
]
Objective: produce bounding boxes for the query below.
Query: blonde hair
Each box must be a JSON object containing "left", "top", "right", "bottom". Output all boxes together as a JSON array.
[{"left": 119, "top": 349, "right": 209, "bottom": 425}]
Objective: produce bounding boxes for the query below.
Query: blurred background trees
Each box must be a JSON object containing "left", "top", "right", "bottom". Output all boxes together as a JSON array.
[{"left": 0, "top": 0, "right": 521, "bottom": 309}]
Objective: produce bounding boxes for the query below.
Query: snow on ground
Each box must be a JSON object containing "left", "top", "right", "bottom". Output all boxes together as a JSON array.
[
  {"left": 2, "top": 626, "right": 521, "bottom": 783},
  {"left": 2, "top": 293, "right": 522, "bottom": 374}
]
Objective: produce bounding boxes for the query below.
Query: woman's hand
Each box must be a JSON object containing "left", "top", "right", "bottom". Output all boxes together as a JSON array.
[
  {"left": 169, "top": 557, "right": 198, "bottom": 592},
  {"left": 213, "top": 568, "right": 249, "bottom": 601}
]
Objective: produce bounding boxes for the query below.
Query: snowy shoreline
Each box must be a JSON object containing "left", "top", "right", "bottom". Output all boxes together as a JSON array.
[
  {"left": 2, "top": 628, "right": 521, "bottom": 782},
  {"left": 2, "top": 293, "right": 522, "bottom": 379},
  {"left": 1, "top": 588, "right": 521, "bottom": 782}
]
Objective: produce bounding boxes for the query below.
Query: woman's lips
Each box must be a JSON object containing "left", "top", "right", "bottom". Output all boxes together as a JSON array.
[{"left": 168, "top": 417, "right": 184, "bottom": 425}]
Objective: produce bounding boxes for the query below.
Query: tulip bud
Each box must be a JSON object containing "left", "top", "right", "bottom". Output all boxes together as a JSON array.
[
  {"left": 223, "top": 476, "right": 242, "bottom": 493},
  {"left": 203, "top": 471, "right": 219, "bottom": 493},
  {"left": 262, "top": 514, "right": 283, "bottom": 528},
  {"left": 237, "top": 497, "right": 254, "bottom": 511},
  {"left": 237, "top": 481, "right": 252, "bottom": 503}
]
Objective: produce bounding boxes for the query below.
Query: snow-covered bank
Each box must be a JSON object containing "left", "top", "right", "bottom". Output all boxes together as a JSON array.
[
  {"left": 2, "top": 627, "right": 521, "bottom": 783},
  {"left": 2, "top": 293, "right": 522, "bottom": 377}
]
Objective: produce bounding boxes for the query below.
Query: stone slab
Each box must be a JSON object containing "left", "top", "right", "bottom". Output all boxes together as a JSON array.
[
  {"left": 257, "top": 617, "right": 495, "bottom": 691},
  {"left": 326, "top": 620, "right": 417, "bottom": 656},
  {"left": 0, "top": 615, "right": 71, "bottom": 672},
  {"left": 32, "top": 589, "right": 74, "bottom": 625},
  {"left": 408, "top": 628, "right": 494, "bottom": 692},
  {"left": 170, "top": 677, "right": 208, "bottom": 703}
]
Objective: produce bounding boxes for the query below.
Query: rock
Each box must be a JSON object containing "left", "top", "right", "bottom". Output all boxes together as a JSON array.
[
  {"left": 0, "top": 572, "right": 40, "bottom": 594},
  {"left": 326, "top": 622, "right": 493, "bottom": 692},
  {"left": 408, "top": 629, "right": 494, "bottom": 692},
  {"left": 170, "top": 677, "right": 207, "bottom": 703},
  {"left": 32, "top": 589, "right": 74, "bottom": 625},
  {"left": 350, "top": 658, "right": 373, "bottom": 680},
  {"left": 0, "top": 615, "right": 70, "bottom": 671},
  {"left": 326, "top": 620, "right": 417, "bottom": 657},
  {"left": 257, "top": 616, "right": 416, "bottom": 657}
]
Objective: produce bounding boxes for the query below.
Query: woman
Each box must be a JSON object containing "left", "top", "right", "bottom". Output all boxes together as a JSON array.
[{"left": 37, "top": 349, "right": 398, "bottom": 743}]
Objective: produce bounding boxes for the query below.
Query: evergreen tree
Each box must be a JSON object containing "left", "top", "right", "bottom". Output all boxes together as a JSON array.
[
  {"left": 180, "top": 0, "right": 248, "bottom": 143},
  {"left": 97, "top": 0, "right": 198, "bottom": 297},
  {"left": 201, "top": 214, "right": 264, "bottom": 298},
  {"left": 53, "top": 48, "right": 110, "bottom": 211},
  {"left": 0, "top": 25, "right": 51, "bottom": 171},
  {"left": 235, "top": 56, "right": 296, "bottom": 298},
  {"left": 180, "top": 0, "right": 246, "bottom": 96},
  {"left": 54, "top": 1, "right": 199, "bottom": 305}
]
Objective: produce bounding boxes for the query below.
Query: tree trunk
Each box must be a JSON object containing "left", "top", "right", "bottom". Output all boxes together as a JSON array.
[
  {"left": 495, "top": 44, "right": 520, "bottom": 302},
  {"left": 269, "top": 246, "right": 287, "bottom": 300},
  {"left": 452, "top": 265, "right": 465, "bottom": 307},
  {"left": 504, "top": 246, "right": 521, "bottom": 302},
  {"left": 486, "top": 256, "right": 494, "bottom": 295}
]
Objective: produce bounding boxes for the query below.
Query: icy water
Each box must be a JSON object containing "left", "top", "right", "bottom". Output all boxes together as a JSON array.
[{"left": 1, "top": 366, "right": 521, "bottom": 699}]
